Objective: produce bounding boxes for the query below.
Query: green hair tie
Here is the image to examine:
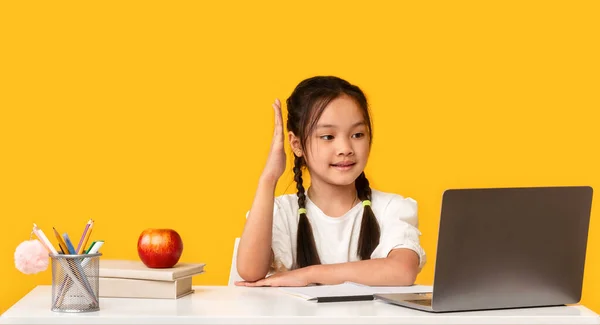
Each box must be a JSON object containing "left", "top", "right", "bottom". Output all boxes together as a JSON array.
[
  {"left": 298, "top": 208, "right": 307, "bottom": 215},
  {"left": 362, "top": 200, "right": 372, "bottom": 207}
]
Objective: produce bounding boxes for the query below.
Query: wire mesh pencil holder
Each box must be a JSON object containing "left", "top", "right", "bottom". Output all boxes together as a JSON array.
[{"left": 50, "top": 253, "right": 101, "bottom": 312}]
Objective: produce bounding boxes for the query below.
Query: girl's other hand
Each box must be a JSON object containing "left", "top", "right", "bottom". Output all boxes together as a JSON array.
[
  {"left": 260, "top": 98, "right": 286, "bottom": 184},
  {"left": 234, "top": 267, "right": 313, "bottom": 287}
]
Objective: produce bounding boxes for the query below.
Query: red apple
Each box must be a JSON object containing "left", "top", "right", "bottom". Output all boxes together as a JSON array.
[{"left": 137, "top": 228, "right": 183, "bottom": 268}]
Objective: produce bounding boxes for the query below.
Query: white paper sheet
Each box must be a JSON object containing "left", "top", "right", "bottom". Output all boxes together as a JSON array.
[{"left": 280, "top": 282, "right": 433, "bottom": 301}]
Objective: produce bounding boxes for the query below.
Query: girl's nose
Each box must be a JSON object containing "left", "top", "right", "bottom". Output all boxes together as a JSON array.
[{"left": 336, "top": 139, "right": 354, "bottom": 156}]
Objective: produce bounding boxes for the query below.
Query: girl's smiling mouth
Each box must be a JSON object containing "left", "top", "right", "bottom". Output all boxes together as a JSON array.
[{"left": 331, "top": 161, "right": 356, "bottom": 170}]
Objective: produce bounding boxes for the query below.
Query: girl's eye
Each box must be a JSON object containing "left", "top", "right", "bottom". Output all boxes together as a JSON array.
[
  {"left": 320, "top": 135, "right": 334, "bottom": 140},
  {"left": 352, "top": 133, "right": 365, "bottom": 139}
]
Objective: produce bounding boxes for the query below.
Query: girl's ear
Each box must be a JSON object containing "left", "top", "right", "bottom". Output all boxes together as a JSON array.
[{"left": 288, "top": 131, "right": 303, "bottom": 157}]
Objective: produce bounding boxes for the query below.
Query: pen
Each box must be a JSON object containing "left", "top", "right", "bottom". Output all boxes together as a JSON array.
[
  {"left": 63, "top": 233, "right": 76, "bottom": 254},
  {"left": 81, "top": 241, "right": 104, "bottom": 268},
  {"left": 317, "top": 295, "right": 374, "bottom": 303},
  {"left": 84, "top": 240, "right": 99, "bottom": 254},
  {"left": 52, "top": 228, "right": 69, "bottom": 254},
  {"left": 76, "top": 219, "right": 92, "bottom": 254},
  {"left": 79, "top": 220, "right": 94, "bottom": 255},
  {"left": 32, "top": 224, "right": 58, "bottom": 255},
  {"left": 88, "top": 240, "right": 104, "bottom": 254}
]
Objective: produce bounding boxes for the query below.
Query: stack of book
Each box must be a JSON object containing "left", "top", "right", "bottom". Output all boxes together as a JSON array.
[{"left": 98, "top": 260, "right": 205, "bottom": 299}]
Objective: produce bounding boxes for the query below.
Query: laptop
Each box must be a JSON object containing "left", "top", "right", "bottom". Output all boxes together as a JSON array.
[{"left": 375, "top": 186, "right": 593, "bottom": 313}]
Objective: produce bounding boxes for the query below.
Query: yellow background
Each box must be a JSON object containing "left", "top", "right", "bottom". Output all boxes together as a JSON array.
[{"left": 1, "top": 1, "right": 599, "bottom": 314}]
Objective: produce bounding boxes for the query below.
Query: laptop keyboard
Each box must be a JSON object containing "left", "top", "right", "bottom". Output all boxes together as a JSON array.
[{"left": 414, "top": 293, "right": 433, "bottom": 299}]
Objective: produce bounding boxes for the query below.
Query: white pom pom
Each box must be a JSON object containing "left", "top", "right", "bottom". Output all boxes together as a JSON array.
[{"left": 14, "top": 239, "right": 49, "bottom": 274}]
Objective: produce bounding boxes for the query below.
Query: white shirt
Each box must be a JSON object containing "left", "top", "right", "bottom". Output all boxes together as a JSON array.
[{"left": 268, "top": 189, "right": 427, "bottom": 272}]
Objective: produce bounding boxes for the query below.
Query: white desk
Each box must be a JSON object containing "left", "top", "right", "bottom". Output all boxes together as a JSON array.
[{"left": 1, "top": 285, "right": 598, "bottom": 325}]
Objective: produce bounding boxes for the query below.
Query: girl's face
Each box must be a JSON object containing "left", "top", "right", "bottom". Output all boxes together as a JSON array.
[{"left": 302, "top": 94, "right": 371, "bottom": 187}]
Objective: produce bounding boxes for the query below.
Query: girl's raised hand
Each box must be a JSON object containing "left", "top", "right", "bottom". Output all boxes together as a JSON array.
[{"left": 261, "top": 98, "right": 286, "bottom": 184}]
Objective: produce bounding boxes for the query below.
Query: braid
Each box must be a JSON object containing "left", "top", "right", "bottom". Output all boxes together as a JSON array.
[
  {"left": 294, "top": 155, "right": 321, "bottom": 268},
  {"left": 294, "top": 157, "right": 306, "bottom": 209},
  {"left": 355, "top": 172, "right": 381, "bottom": 260}
]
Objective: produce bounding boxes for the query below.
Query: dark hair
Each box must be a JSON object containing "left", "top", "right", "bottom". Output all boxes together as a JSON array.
[{"left": 286, "top": 76, "right": 380, "bottom": 269}]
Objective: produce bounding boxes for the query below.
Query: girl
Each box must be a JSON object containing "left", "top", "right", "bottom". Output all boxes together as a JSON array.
[{"left": 236, "top": 76, "right": 426, "bottom": 287}]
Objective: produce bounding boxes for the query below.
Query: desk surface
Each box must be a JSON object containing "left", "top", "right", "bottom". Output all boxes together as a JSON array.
[{"left": 1, "top": 285, "right": 599, "bottom": 325}]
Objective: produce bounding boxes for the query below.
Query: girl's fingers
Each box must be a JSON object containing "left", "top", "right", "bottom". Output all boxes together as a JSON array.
[
  {"left": 251, "top": 279, "right": 270, "bottom": 287},
  {"left": 272, "top": 99, "right": 283, "bottom": 139},
  {"left": 273, "top": 99, "right": 282, "bottom": 126}
]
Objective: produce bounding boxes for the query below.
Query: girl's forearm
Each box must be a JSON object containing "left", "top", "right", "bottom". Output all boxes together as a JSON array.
[
  {"left": 237, "top": 176, "right": 278, "bottom": 281},
  {"left": 305, "top": 252, "right": 419, "bottom": 286}
]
